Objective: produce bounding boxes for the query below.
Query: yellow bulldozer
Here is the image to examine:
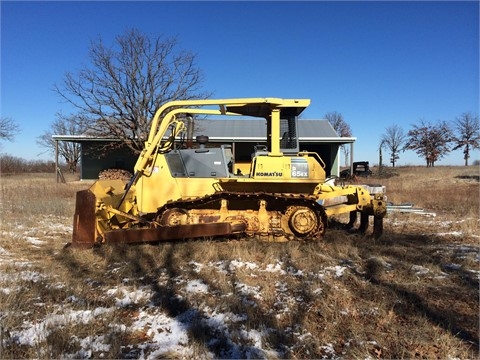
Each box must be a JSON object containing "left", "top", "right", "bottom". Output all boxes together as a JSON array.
[{"left": 71, "top": 98, "right": 386, "bottom": 248}]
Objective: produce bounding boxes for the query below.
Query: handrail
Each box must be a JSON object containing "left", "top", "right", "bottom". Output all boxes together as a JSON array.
[{"left": 298, "top": 151, "right": 326, "bottom": 169}]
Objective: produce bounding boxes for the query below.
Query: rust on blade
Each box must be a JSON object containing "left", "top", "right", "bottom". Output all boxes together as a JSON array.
[
  {"left": 104, "top": 222, "right": 246, "bottom": 244},
  {"left": 72, "top": 190, "right": 97, "bottom": 247}
]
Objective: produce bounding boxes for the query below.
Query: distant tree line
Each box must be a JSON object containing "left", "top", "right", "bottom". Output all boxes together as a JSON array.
[
  {"left": 324, "top": 111, "right": 479, "bottom": 167},
  {"left": 0, "top": 155, "right": 56, "bottom": 174},
  {"left": 381, "top": 112, "right": 479, "bottom": 167}
]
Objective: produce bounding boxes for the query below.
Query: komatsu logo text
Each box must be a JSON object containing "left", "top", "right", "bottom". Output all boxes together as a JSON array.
[{"left": 255, "top": 171, "right": 283, "bottom": 177}]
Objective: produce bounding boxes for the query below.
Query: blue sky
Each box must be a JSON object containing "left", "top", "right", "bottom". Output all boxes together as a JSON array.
[{"left": 1, "top": 1, "right": 479, "bottom": 166}]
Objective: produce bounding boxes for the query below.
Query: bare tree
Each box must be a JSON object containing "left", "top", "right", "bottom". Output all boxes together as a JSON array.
[
  {"left": 37, "top": 113, "right": 89, "bottom": 172},
  {"left": 0, "top": 117, "right": 20, "bottom": 142},
  {"left": 452, "top": 112, "right": 479, "bottom": 166},
  {"left": 54, "top": 28, "right": 210, "bottom": 154},
  {"left": 324, "top": 111, "right": 352, "bottom": 166},
  {"left": 380, "top": 124, "right": 407, "bottom": 167},
  {"left": 405, "top": 120, "right": 453, "bottom": 167}
]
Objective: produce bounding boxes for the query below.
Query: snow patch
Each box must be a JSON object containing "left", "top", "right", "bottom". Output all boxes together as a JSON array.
[
  {"left": 25, "top": 236, "right": 45, "bottom": 245},
  {"left": 324, "top": 265, "right": 347, "bottom": 277},
  {"left": 0, "top": 246, "right": 11, "bottom": 255},
  {"left": 130, "top": 309, "right": 191, "bottom": 359},
  {"left": 106, "top": 286, "right": 152, "bottom": 307},
  {"left": 10, "top": 307, "right": 113, "bottom": 347},
  {"left": 436, "top": 231, "right": 463, "bottom": 237},
  {"left": 185, "top": 279, "right": 209, "bottom": 294},
  {"left": 411, "top": 265, "right": 430, "bottom": 275}
]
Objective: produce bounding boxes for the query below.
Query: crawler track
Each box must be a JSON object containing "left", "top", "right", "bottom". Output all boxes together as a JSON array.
[{"left": 156, "top": 191, "right": 328, "bottom": 241}]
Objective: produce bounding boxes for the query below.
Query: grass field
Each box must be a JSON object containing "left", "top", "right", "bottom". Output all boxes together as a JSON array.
[{"left": 0, "top": 166, "right": 478, "bottom": 359}]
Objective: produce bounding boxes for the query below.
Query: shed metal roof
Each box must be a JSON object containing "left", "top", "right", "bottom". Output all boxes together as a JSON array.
[
  {"left": 53, "top": 119, "right": 356, "bottom": 144},
  {"left": 194, "top": 119, "right": 338, "bottom": 138}
]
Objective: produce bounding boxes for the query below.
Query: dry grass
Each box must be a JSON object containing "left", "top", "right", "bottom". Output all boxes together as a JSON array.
[
  {"left": 379, "top": 166, "right": 479, "bottom": 215},
  {"left": 0, "top": 167, "right": 478, "bottom": 359}
]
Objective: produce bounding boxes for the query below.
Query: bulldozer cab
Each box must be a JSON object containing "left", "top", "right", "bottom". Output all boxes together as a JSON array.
[
  {"left": 226, "top": 101, "right": 307, "bottom": 179},
  {"left": 225, "top": 101, "right": 304, "bottom": 155}
]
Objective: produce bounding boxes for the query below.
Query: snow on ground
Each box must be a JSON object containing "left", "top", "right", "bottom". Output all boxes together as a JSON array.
[
  {"left": 10, "top": 307, "right": 114, "bottom": 347},
  {"left": 0, "top": 215, "right": 479, "bottom": 359},
  {"left": 129, "top": 308, "right": 193, "bottom": 359},
  {"left": 0, "top": 246, "right": 11, "bottom": 256}
]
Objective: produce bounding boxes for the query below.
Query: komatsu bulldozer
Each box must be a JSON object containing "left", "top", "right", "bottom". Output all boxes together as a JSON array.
[{"left": 71, "top": 98, "right": 386, "bottom": 248}]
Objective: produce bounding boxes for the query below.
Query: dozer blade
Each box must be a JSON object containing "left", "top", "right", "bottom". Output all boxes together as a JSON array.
[
  {"left": 104, "top": 222, "right": 246, "bottom": 244},
  {"left": 71, "top": 189, "right": 97, "bottom": 248}
]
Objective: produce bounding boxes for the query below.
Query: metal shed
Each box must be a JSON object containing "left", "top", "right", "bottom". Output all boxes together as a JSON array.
[{"left": 53, "top": 119, "right": 355, "bottom": 180}]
